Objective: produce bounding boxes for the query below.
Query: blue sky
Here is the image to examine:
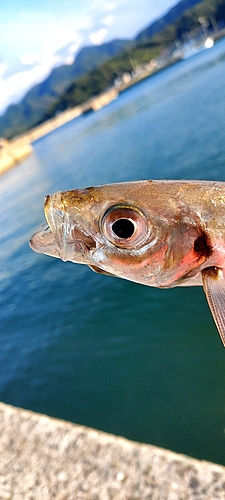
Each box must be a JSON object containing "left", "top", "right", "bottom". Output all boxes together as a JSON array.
[{"left": 0, "top": 0, "right": 177, "bottom": 114}]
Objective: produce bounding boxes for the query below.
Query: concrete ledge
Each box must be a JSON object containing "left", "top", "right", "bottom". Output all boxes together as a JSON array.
[
  {"left": 0, "top": 139, "right": 32, "bottom": 175},
  {"left": 0, "top": 402, "right": 225, "bottom": 499}
]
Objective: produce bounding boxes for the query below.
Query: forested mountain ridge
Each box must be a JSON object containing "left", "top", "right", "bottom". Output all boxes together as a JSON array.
[
  {"left": 136, "top": 0, "right": 203, "bottom": 41},
  {"left": 0, "top": 40, "right": 133, "bottom": 139}
]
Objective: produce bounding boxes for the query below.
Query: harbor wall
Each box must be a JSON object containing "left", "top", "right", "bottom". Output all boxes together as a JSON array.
[
  {"left": 0, "top": 138, "right": 33, "bottom": 175},
  {"left": 0, "top": 88, "right": 118, "bottom": 176},
  {"left": 0, "top": 401, "right": 225, "bottom": 499}
]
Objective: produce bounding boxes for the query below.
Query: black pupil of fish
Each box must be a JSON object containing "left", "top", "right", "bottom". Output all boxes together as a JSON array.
[{"left": 112, "top": 218, "right": 135, "bottom": 239}]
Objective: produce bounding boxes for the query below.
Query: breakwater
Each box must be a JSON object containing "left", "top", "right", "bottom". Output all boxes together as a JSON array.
[
  {"left": 0, "top": 88, "right": 118, "bottom": 175},
  {"left": 0, "top": 402, "right": 225, "bottom": 499},
  {"left": 24, "top": 87, "right": 118, "bottom": 144},
  {"left": 0, "top": 137, "right": 32, "bottom": 175}
]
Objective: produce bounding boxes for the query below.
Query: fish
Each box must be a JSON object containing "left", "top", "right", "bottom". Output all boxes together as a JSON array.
[{"left": 30, "top": 180, "right": 225, "bottom": 347}]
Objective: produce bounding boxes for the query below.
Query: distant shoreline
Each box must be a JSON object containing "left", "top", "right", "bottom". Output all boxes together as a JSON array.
[
  {"left": 1, "top": 30, "right": 225, "bottom": 177},
  {"left": 0, "top": 54, "right": 181, "bottom": 178}
]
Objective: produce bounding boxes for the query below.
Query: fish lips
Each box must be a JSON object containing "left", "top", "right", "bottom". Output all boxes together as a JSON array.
[
  {"left": 30, "top": 223, "right": 61, "bottom": 258},
  {"left": 30, "top": 217, "right": 96, "bottom": 263}
]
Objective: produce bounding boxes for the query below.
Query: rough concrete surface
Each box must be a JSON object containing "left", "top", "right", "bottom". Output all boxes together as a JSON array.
[{"left": 0, "top": 402, "right": 225, "bottom": 500}]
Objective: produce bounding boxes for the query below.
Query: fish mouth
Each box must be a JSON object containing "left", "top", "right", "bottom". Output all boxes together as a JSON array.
[
  {"left": 30, "top": 223, "right": 61, "bottom": 258},
  {"left": 30, "top": 222, "right": 96, "bottom": 262},
  {"left": 30, "top": 194, "right": 96, "bottom": 262}
]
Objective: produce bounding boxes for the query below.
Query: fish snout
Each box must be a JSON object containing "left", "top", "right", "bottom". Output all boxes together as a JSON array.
[
  {"left": 43, "top": 195, "right": 96, "bottom": 262},
  {"left": 29, "top": 224, "right": 60, "bottom": 258}
]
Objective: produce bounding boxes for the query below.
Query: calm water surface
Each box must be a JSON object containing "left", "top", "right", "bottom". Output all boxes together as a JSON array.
[{"left": 1, "top": 38, "right": 225, "bottom": 464}]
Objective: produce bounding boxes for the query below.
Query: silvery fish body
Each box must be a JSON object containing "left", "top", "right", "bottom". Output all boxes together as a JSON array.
[{"left": 30, "top": 180, "right": 225, "bottom": 346}]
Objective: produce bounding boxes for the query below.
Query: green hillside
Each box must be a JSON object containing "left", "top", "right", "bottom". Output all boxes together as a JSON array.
[
  {"left": 0, "top": 40, "right": 133, "bottom": 139},
  {"left": 136, "top": 0, "right": 203, "bottom": 41},
  {"left": 41, "top": 0, "right": 225, "bottom": 121}
]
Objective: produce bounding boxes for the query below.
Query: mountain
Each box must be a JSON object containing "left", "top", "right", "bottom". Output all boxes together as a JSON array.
[
  {"left": 136, "top": 0, "right": 203, "bottom": 41},
  {"left": 0, "top": 39, "right": 133, "bottom": 138}
]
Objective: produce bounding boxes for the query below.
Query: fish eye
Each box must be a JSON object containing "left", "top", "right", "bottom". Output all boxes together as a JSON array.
[{"left": 101, "top": 205, "right": 148, "bottom": 248}]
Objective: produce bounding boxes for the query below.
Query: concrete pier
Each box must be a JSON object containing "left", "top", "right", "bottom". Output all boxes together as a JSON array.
[
  {"left": 0, "top": 138, "right": 33, "bottom": 175},
  {"left": 0, "top": 87, "right": 119, "bottom": 177},
  {"left": 0, "top": 402, "right": 224, "bottom": 499}
]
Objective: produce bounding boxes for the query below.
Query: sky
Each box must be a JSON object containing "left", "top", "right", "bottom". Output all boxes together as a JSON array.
[{"left": 0, "top": 0, "right": 178, "bottom": 115}]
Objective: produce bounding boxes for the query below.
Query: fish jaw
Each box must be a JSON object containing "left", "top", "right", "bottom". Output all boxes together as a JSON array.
[
  {"left": 30, "top": 223, "right": 61, "bottom": 259},
  {"left": 30, "top": 192, "right": 99, "bottom": 265}
]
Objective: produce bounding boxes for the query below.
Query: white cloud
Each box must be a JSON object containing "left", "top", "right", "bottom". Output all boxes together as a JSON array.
[
  {"left": 102, "top": 15, "right": 114, "bottom": 26},
  {"left": 41, "top": 27, "right": 78, "bottom": 58},
  {"left": 91, "top": 0, "right": 116, "bottom": 11},
  {"left": 20, "top": 54, "right": 40, "bottom": 66},
  {"left": 0, "top": 79, "right": 18, "bottom": 113},
  {"left": 65, "top": 55, "right": 75, "bottom": 65},
  {"left": 69, "top": 43, "right": 79, "bottom": 54},
  {"left": 103, "top": 1, "right": 116, "bottom": 10},
  {"left": 0, "top": 26, "right": 85, "bottom": 114},
  {"left": 0, "top": 10, "right": 86, "bottom": 65},
  {"left": 0, "top": 0, "right": 179, "bottom": 114},
  {"left": 0, "top": 54, "right": 62, "bottom": 114},
  {"left": 0, "top": 63, "right": 7, "bottom": 78},
  {"left": 89, "top": 28, "right": 108, "bottom": 45},
  {"left": 0, "top": 79, "right": 9, "bottom": 109}
]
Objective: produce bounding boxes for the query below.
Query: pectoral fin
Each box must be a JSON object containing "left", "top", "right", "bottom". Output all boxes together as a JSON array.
[{"left": 202, "top": 267, "right": 225, "bottom": 347}]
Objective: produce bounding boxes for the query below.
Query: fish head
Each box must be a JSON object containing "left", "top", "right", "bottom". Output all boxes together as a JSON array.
[{"left": 30, "top": 181, "right": 209, "bottom": 287}]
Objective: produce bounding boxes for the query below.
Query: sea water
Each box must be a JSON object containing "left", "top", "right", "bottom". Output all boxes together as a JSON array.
[{"left": 1, "top": 38, "right": 225, "bottom": 464}]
